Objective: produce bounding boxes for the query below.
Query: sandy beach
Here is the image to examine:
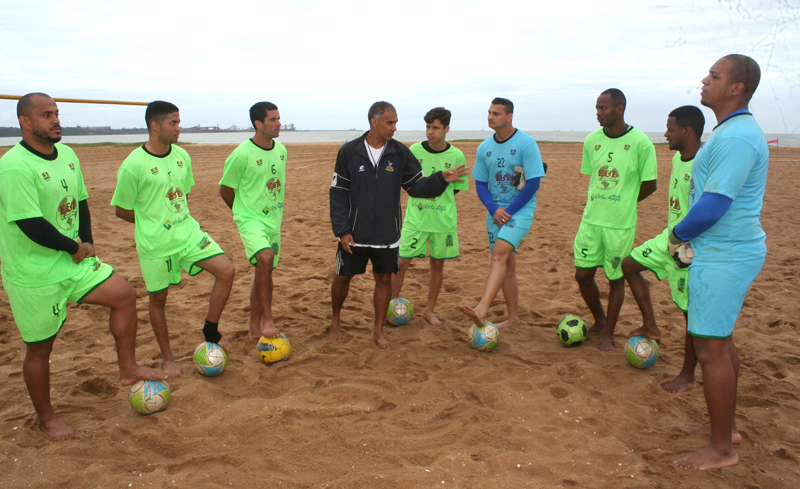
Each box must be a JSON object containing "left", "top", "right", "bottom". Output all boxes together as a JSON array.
[{"left": 0, "top": 141, "right": 798, "bottom": 488}]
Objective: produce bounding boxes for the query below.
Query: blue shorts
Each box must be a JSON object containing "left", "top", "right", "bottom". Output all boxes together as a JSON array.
[
  {"left": 486, "top": 214, "right": 532, "bottom": 252},
  {"left": 688, "top": 257, "right": 764, "bottom": 339}
]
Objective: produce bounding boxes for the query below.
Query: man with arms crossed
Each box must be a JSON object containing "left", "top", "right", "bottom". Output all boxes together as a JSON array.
[
  {"left": 672, "top": 54, "right": 768, "bottom": 471},
  {"left": 459, "top": 98, "right": 546, "bottom": 330},
  {"left": 112, "top": 101, "right": 235, "bottom": 377},
  {"left": 329, "top": 101, "right": 467, "bottom": 348},
  {"left": 622, "top": 105, "right": 704, "bottom": 393},
  {"left": 220, "top": 102, "right": 286, "bottom": 339},
  {"left": 0, "top": 93, "right": 165, "bottom": 439},
  {"left": 574, "top": 88, "right": 658, "bottom": 351},
  {"left": 391, "top": 107, "right": 468, "bottom": 326}
]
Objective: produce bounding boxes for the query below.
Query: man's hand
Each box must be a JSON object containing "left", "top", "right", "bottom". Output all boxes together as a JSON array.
[
  {"left": 339, "top": 234, "right": 355, "bottom": 254},
  {"left": 71, "top": 242, "right": 94, "bottom": 263},
  {"left": 493, "top": 207, "right": 512, "bottom": 227},
  {"left": 443, "top": 164, "right": 468, "bottom": 183},
  {"left": 668, "top": 229, "right": 693, "bottom": 268}
]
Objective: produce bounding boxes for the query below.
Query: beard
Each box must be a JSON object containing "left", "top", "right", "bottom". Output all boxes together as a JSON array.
[{"left": 33, "top": 126, "right": 62, "bottom": 143}]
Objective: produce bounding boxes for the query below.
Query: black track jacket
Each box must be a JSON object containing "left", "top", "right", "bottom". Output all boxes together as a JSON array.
[{"left": 330, "top": 132, "right": 449, "bottom": 246}]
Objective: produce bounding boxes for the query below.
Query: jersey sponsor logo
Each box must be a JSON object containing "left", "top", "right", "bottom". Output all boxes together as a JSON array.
[
  {"left": 589, "top": 192, "right": 621, "bottom": 203},
  {"left": 594, "top": 145, "right": 602, "bottom": 152},
  {"left": 68, "top": 162, "right": 76, "bottom": 172},
  {"left": 624, "top": 144, "right": 631, "bottom": 151},
  {"left": 265, "top": 177, "right": 282, "bottom": 200},
  {"left": 358, "top": 165, "right": 365, "bottom": 172},
  {"left": 595, "top": 165, "right": 619, "bottom": 190},
  {"left": 386, "top": 161, "right": 395, "bottom": 172},
  {"left": 256, "top": 159, "right": 263, "bottom": 167},
  {"left": 56, "top": 196, "right": 78, "bottom": 230},
  {"left": 150, "top": 167, "right": 159, "bottom": 175},
  {"left": 262, "top": 205, "right": 270, "bottom": 216},
  {"left": 165, "top": 186, "right": 186, "bottom": 212},
  {"left": 91, "top": 259, "right": 102, "bottom": 272},
  {"left": 669, "top": 195, "right": 681, "bottom": 214},
  {"left": 176, "top": 161, "right": 184, "bottom": 168},
  {"left": 198, "top": 236, "right": 212, "bottom": 250},
  {"left": 416, "top": 202, "right": 448, "bottom": 213},
  {"left": 41, "top": 172, "right": 51, "bottom": 181},
  {"left": 494, "top": 170, "right": 513, "bottom": 193},
  {"left": 163, "top": 214, "right": 189, "bottom": 230}
]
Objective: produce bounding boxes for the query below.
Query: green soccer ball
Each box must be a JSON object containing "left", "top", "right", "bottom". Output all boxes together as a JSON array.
[
  {"left": 387, "top": 298, "right": 414, "bottom": 326},
  {"left": 192, "top": 342, "right": 229, "bottom": 377},
  {"left": 128, "top": 379, "right": 171, "bottom": 415},
  {"left": 556, "top": 315, "right": 588, "bottom": 347}
]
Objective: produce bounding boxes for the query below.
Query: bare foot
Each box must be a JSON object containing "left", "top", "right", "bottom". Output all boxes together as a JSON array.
[
  {"left": 119, "top": 364, "right": 168, "bottom": 386},
  {"left": 686, "top": 424, "right": 742, "bottom": 445},
  {"left": 660, "top": 376, "right": 698, "bottom": 394},
  {"left": 587, "top": 320, "right": 606, "bottom": 336},
  {"left": 248, "top": 324, "right": 263, "bottom": 340},
  {"left": 628, "top": 324, "right": 662, "bottom": 341},
  {"left": 598, "top": 334, "right": 615, "bottom": 352},
  {"left": 674, "top": 445, "right": 739, "bottom": 470},
  {"left": 458, "top": 305, "right": 485, "bottom": 328},
  {"left": 372, "top": 331, "right": 390, "bottom": 349},
  {"left": 496, "top": 317, "right": 519, "bottom": 330},
  {"left": 161, "top": 359, "right": 183, "bottom": 378},
  {"left": 424, "top": 310, "right": 442, "bottom": 327},
  {"left": 40, "top": 416, "right": 75, "bottom": 441},
  {"left": 217, "top": 336, "right": 233, "bottom": 353},
  {"left": 260, "top": 320, "right": 280, "bottom": 338},
  {"left": 329, "top": 324, "right": 343, "bottom": 342}
]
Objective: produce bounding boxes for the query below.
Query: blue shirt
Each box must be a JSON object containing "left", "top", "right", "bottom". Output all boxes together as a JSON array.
[
  {"left": 689, "top": 113, "right": 769, "bottom": 261},
  {"left": 472, "top": 129, "right": 545, "bottom": 218}
]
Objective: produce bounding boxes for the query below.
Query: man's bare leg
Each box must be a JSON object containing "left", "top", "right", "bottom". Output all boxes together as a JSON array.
[
  {"left": 82, "top": 274, "right": 168, "bottom": 385},
  {"left": 373, "top": 272, "right": 392, "bottom": 349},
  {"left": 598, "top": 278, "right": 625, "bottom": 352},
  {"left": 575, "top": 267, "right": 607, "bottom": 337},
  {"left": 459, "top": 240, "right": 513, "bottom": 327},
  {"left": 391, "top": 258, "right": 411, "bottom": 300},
  {"left": 497, "top": 251, "right": 519, "bottom": 329},
  {"left": 23, "top": 338, "right": 74, "bottom": 440},
  {"left": 148, "top": 290, "right": 181, "bottom": 377},
  {"left": 249, "top": 250, "right": 279, "bottom": 339},
  {"left": 330, "top": 274, "right": 352, "bottom": 341},
  {"left": 661, "top": 313, "right": 700, "bottom": 393},
  {"left": 196, "top": 254, "right": 235, "bottom": 352},
  {"left": 674, "top": 336, "right": 740, "bottom": 470},
  {"left": 425, "top": 258, "right": 444, "bottom": 327},
  {"left": 622, "top": 257, "right": 662, "bottom": 340}
]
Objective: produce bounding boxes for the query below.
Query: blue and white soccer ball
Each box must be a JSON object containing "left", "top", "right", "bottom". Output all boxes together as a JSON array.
[{"left": 387, "top": 298, "right": 414, "bottom": 326}]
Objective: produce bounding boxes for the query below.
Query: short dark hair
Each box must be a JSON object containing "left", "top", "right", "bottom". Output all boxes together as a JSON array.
[
  {"left": 368, "top": 101, "right": 396, "bottom": 123},
  {"left": 424, "top": 107, "right": 451, "bottom": 126},
  {"left": 145, "top": 101, "right": 180, "bottom": 127},
  {"left": 17, "top": 92, "right": 51, "bottom": 118},
  {"left": 722, "top": 54, "right": 761, "bottom": 101},
  {"left": 250, "top": 101, "right": 279, "bottom": 128},
  {"left": 669, "top": 105, "right": 705, "bottom": 139},
  {"left": 601, "top": 88, "right": 626, "bottom": 108},
  {"left": 491, "top": 97, "right": 514, "bottom": 114}
]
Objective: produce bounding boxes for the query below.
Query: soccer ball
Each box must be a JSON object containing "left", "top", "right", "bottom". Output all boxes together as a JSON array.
[
  {"left": 257, "top": 334, "right": 292, "bottom": 365},
  {"left": 387, "top": 298, "right": 414, "bottom": 326},
  {"left": 556, "top": 315, "right": 588, "bottom": 347},
  {"left": 625, "top": 335, "right": 659, "bottom": 369},
  {"left": 192, "top": 342, "right": 229, "bottom": 377},
  {"left": 468, "top": 321, "right": 501, "bottom": 352},
  {"left": 128, "top": 379, "right": 171, "bottom": 415}
]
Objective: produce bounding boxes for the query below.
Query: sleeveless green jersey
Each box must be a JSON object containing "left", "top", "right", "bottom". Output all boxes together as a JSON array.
[
  {"left": 667, "top": 152, "right": 694, "bottom": 232},
  {"left": 0, "top": 143, "right": 88, "bottom": 286},
  {"left": 111, "top": 144, "right": 201, "bottom": 258},
  {"left": 219, "top": 139, "right": 287, "bottom": 231},
  {"left": 404, "top": 142, "right": 468, "bottom": 233},
  {"left": 581, "top": 126, "right": 657, "bottom": 229}
]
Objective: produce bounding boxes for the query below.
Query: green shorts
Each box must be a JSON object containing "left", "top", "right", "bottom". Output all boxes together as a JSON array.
[
  {"left": 398, "top": 227, "right": 459, "bottom": 260},
  {"left": 628, "top": 229, "right": 689, "bottom": 312},
  {"left": 573, "top": 221, "right": 635, "bottom": 281},
  {"left": 4, "top": 257, "right": 114, "bottom": 344},
  {"left": 238, "top": 220, "right": 280, "bottom": 267},
  {"left": 139, "top": 228, "right": 225, "bottom": 293}
]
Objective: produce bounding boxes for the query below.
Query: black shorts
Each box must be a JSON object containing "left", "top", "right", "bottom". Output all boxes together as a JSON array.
[{"left": 335, "top": 243, "right": 399, "bottom": 275}]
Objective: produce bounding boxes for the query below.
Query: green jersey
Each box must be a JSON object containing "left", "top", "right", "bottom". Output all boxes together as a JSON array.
[
  {"left": 667, "top": 152, "right": 694, "bottom": 232},
  {"left": 404, "top": 142, "right": 468, "bottom": 232},
  {"left": 219, "top": 138, "right": 287, "bottom": 231},
  {"left": 581, "top": 126, "right": 657, "bottom": 229},
  {"left": 0, "top": 143, "right": 88, "bottom": 287},
  {"left": 111, "top": 144, "right": 201, "bottom": 259}
]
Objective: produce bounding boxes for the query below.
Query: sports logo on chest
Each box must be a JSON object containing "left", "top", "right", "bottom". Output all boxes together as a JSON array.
[
  {"left": 165, "top": 186, "right": 186, "bottom": 213},
  {"left": 386, "top": 160, "right": 395, "bottom": 172},
  {"left": 68, "top": 163, "right": 76, "bottom": 172},
  {"left": 56, "top": 196, "right": 78, "bottom": 230},
  {"left": 256, "top": 159, "right": 263, "bottom": 167},
  {"left": 176, "top": 161, "right": 184, "bottom": 168},
  {"left": 485, "top": 151, "right": 492, "bottom": 157},
  {"left": 510, "top": 149, "right": 517, "bottom": 156},
  {"left": 624, "top": 144, "right": 631, "bottom": 151},
  {"left": 684, "top": 173, "right": 691, "bottom": 182},
  {"left": 595, "top": 165, "right": 619, "bottom": 190},
  {"left": 265, "top": 178, "right": 282, "bottom": 200},
  {"left": 41, "top": 172, "right": 51, "bottom": 181},
  {"left": 594, "top": 145, "right": 602, "bottom": 152},
  {"left": 150, "top": 167, "right": 159, "bottom": 175}
]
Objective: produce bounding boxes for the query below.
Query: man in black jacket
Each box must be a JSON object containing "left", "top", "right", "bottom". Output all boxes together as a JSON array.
[{"left": 329, "top": 101, "right": 467, "bottom": 348}]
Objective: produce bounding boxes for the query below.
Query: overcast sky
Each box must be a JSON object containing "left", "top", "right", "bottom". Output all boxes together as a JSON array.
[{"left": 1, "top": 0, "right": 798, "bottom": 133}]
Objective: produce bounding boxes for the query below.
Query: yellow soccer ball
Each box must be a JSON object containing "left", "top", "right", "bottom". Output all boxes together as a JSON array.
[{"left": 257, "top": 334, "right": 291, "bottom": 365}]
